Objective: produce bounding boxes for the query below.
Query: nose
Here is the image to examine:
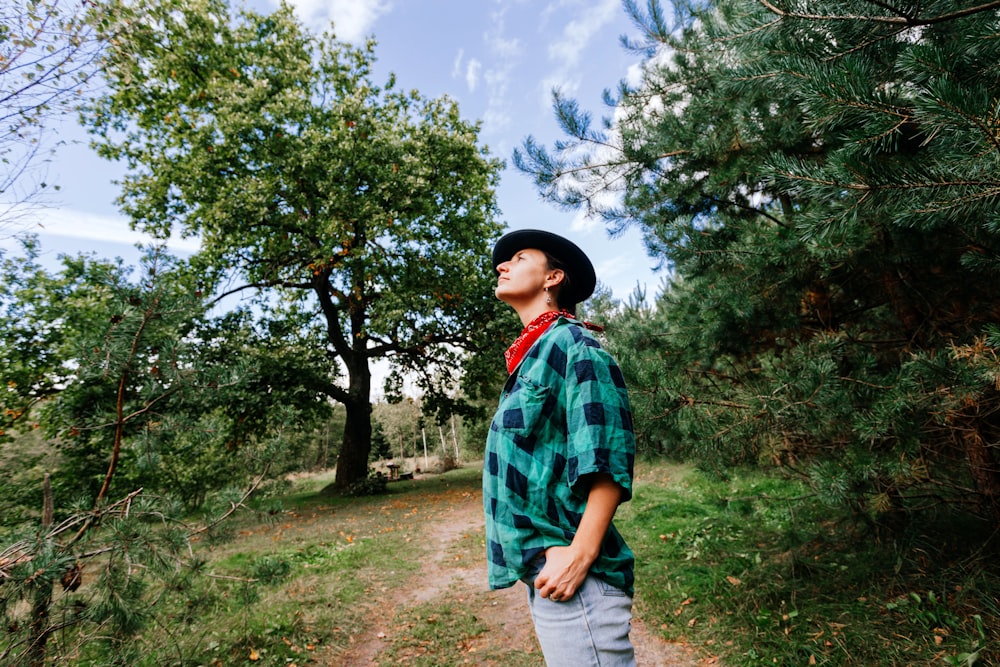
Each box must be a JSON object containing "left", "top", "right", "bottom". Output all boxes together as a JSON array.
[{"left": 496, "top": 261, "right": 510, "bottom": 274}]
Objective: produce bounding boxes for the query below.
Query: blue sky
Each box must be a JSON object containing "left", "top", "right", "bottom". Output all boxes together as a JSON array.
[{"left": 13, "top": 0, "right": 663, "bottom": 302}]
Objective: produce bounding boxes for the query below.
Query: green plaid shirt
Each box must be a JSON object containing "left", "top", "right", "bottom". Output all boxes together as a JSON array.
[{"left": 483, "top": 317, "right": 636, "bottom": 596}]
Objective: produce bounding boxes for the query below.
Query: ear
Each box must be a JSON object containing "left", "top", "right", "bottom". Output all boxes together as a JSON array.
[{"left": 544, "top": 269, "right": 565, "bottom": 289}]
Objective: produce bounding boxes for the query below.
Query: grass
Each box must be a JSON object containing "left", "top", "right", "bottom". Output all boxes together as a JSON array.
[
  {"left": 616, "top": 462, "right": 998, "bottom": 666},
  {"left": 12, "top": 461, "right": 997, "bottom": 666},
  {"left": 52, "top": 466, "right": 487, "bottom": 666}
]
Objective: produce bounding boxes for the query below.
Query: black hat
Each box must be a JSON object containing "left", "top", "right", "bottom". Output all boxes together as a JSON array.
[{"left": 492, "top": 229, "right": 597, "bottom": 306}]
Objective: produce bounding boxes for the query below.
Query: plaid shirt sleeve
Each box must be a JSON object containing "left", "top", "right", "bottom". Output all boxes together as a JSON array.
[{"left": 563, "top": 322, "right": 635, "bottom": 502}]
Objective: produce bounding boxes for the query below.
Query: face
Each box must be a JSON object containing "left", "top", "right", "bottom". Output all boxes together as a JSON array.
[{"left": 495, "top": 248, "right": 560, "bottom": 306}]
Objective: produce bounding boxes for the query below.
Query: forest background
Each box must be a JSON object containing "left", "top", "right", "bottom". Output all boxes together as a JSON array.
[{"left": 2, "top": 0, "right": 1000, "bottom": 665}]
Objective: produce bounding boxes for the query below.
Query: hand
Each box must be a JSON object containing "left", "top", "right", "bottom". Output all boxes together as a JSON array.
[
  {"left": 535, "top": 474, "right": 621, "bottom": 602},
  {"left": 534, "top": 545, "right": 592, "bottom": 601}
]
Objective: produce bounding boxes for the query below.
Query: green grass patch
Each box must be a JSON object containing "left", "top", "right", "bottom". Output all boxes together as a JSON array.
[
  {"left": 617, "top": 462, "right": 998, "bottom": 666},
  {"left": 64, "top": 467, "right": 486, "bottom": 666},
  {"left": 376, "top": 600, "right": 490, "bottom": 666}
]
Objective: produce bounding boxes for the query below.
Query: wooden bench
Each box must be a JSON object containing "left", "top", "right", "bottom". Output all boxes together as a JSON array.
[{"left": 385, "top": 463, "right": 414, "bottom": 482}]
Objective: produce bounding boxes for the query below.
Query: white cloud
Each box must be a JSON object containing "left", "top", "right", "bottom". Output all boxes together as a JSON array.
[
  {"left": 466, "top": 59, "right": 483, "bottom": 92},
  {"left": 624, "top": 62, "right": 644, "bottom": 88},
  {"left": 5, "top": 207, "right": 202, "bottom": 254},
  {"left": 282, "top": 0, "right": 392, "bottom": 42},
  {"left": 477, "top": 7, "right": 523, "bottom": 136},
  {"left": 487, "top": 33, "right": 522, "bottom": 60},
  {"left": 556, "top": 0, "right": 620, "bottom": 65},
  {"left": 548, "top": 0, "right": 619, "bottom": 68},
  {"left": 540, "top": 71, "right": 582, "bottom": 99},
  {"left": 451, "top": 49, "right": 483, "bottom": 93},
  {"left": 538, "top": 0, "right": 619, "bottom": 109},
  {"left": 569, "top": 206, "right": 603, "bottom": 234},
  {"left": 482, "top": 67, "right": 513, "bottom": 134}
]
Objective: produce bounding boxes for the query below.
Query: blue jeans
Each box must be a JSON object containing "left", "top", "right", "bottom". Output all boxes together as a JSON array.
[{"left": 522, "top": 556, "right": 635, "bottom": 666}]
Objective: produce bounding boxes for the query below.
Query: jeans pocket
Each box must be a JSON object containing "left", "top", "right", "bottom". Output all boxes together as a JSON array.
[{"left": 597, "top": 578, "right": 628, "bottom": 598}]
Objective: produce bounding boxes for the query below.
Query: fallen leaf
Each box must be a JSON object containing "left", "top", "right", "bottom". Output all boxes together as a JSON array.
[{"left": 249, "top": 648, "right": 259, "bottom": 661}]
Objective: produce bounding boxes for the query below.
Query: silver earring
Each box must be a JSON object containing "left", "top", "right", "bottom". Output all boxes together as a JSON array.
[{"left": 544, "top": 287, "right": 552, "bottom": 304}]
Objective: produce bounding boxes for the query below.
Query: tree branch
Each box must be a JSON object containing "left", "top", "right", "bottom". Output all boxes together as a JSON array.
[{"left": 758, "top": 0, "right": 1000, "bottom": 25}]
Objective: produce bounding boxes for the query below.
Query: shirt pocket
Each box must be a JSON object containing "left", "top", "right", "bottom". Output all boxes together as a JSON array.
[{"left": 496, "top": 376, "right": 552, "bottom": 438}]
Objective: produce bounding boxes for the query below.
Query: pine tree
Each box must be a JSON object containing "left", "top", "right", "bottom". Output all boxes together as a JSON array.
[
  {"left": 1, "top": 247, "right": 193, "bottom": 664},
  {"left": 0, "top": 243, "right": 312, "bottom": 663},
  {"left": 518, "top": 0, "right": 1000, "bottom": 526}
]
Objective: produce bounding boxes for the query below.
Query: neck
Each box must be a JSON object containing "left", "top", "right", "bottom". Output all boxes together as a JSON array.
[{"left": 513, "top": 303, "right": 560, "bottom": 327}]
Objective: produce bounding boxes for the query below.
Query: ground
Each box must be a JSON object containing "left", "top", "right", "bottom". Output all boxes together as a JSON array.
[{"left": 334, "top": 475, "right": 706, "bottom": 666}]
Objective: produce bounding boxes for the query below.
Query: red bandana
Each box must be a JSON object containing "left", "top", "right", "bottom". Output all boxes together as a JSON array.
[{"left": 504, "top": 310, "right": 604, "bottom": 375}]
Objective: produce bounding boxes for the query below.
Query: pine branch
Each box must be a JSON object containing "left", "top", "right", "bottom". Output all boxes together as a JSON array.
[
  {"left": 0, "top": 488, "right": 145, "bottom": 579},
  {"left": 676, "top": 392, "right": 752, "bottom": 410},
  {"left": 758, "top": 0, "right": 1000, "bottom": 26},
  {"left": 187, "top": 468, "right": 269, "bottom": 538}
]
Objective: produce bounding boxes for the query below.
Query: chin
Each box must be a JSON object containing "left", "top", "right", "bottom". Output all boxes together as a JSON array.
[{"left": 494, "top": 288, "right": 515, "bottom": 306}]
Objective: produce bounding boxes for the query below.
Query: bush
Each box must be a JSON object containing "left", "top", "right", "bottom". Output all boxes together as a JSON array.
[{"left": 346, "top": 471, "right": 389, "bottom": 497}]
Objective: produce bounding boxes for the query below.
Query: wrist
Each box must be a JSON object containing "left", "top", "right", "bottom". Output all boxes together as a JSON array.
[{"left": 568, "top": 540, "right": 600, "bottom": 567}]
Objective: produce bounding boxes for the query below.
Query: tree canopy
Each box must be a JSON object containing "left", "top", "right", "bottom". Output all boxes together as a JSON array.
[{"left": 87, "top": 0, "right": 509, "bottom": 488}]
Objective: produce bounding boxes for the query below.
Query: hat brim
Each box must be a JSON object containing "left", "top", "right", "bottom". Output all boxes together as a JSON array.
[{"left": 492, "top": 229, "right": 597, "bottom": 305}]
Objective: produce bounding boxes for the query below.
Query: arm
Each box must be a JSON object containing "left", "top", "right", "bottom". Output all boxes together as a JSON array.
[{"left": 533, "top": 472, "right": 622, "bottom": 600}]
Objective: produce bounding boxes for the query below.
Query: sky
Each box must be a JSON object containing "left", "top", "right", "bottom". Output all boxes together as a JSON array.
[{"left": 9, "top": 0, "right": 664, "bottom": 302}]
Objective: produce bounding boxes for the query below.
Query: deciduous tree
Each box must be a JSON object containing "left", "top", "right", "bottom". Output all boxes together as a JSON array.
[{"left": 87, "top": 0, "right": 506, "bottom": 489}]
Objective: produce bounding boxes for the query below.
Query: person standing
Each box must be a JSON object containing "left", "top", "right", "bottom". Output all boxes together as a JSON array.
[{"left": 483, "top": 229, "right": 636, "bottom": 666}]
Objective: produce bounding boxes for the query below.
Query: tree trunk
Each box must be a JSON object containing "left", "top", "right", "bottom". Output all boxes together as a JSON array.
[
  {"left": 25, "top": 474, "right": 55, "bottom": 667},
  {"left": 963, "top": 421, "right": 1000, "bottom": 526},
  {"left": 332, "top": 360, "right": 373, "bottom": 490},
  {"left": 25, "top": 584, "right": 53, "bottom": 667}
]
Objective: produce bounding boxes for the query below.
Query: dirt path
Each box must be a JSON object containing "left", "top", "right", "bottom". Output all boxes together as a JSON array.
[{"left": 342, "top": 484, "right": 705, "bottom": 666}]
